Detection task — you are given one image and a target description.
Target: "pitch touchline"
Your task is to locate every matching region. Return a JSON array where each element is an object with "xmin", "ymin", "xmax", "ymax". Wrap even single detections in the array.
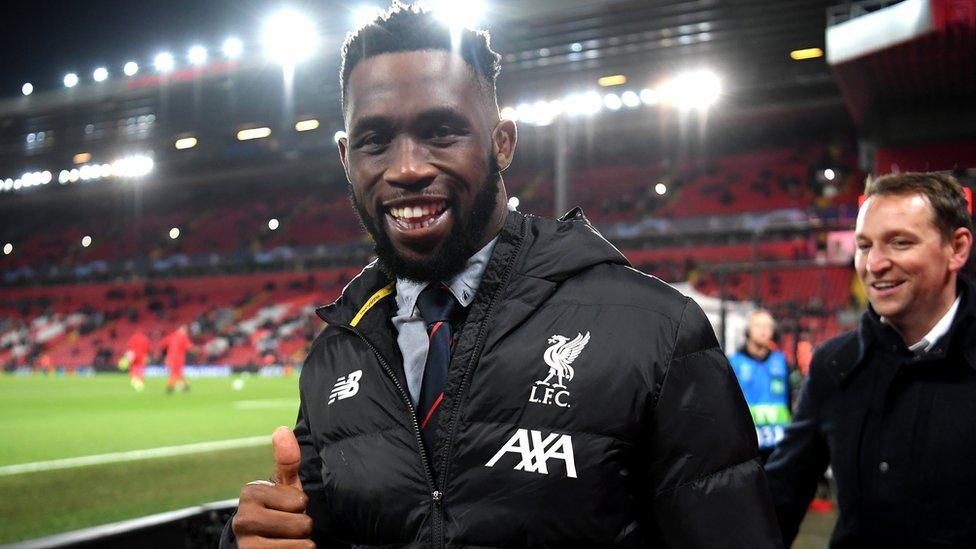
[{"xmin": 0, "ymin": 436, "xmax": 269, "ymax": 476}]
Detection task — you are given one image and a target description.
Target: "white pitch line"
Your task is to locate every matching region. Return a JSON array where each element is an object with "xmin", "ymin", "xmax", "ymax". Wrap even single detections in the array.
[{"xmin": 0, "ymin": 435, "xmax": 269, "ymax": 476}]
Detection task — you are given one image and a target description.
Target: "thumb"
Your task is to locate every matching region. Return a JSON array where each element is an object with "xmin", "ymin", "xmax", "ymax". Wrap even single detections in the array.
[{"xmin": 272, "ymin": 426, "xmax": 302, "ymax": 491}]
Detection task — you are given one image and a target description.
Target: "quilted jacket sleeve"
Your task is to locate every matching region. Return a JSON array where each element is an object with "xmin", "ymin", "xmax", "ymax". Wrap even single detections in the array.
[
  {"xmin": 764, "ymin": 349, "xmax": 831, "ymax": 546},
  {"xmin": 645, "ymin": 299, "xmax": 783, "ymax": 548}
]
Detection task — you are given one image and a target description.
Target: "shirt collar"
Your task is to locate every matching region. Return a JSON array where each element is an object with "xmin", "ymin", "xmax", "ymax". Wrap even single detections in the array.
[
  {"xmin": 395, "ymin": 236, "xmax": 498, "ymax": 316},
  {"xmin": 883, "ymin": 295, "xmax": 962, "ymax": 355}
]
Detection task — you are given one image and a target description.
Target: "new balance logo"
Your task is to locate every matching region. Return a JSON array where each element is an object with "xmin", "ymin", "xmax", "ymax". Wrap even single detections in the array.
[
  {"xmin": 485, "ymin": 428, "xmax": 577, "ymax": 478},
  {"xmin": 328, "ymin": 370, "xmax": 362, "ymax": 404}
]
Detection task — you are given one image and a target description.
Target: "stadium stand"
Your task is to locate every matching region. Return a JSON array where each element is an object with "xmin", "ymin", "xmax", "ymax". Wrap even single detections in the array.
[{"xmin": 0, "ymin": 268, "xmax": 357, "ymax": 371}]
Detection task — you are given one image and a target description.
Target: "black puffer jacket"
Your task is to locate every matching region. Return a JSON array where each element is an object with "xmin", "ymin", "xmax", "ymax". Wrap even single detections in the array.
[{"xmin": 277, "ymin": 209, "xmax": 779, "ymax": 547}]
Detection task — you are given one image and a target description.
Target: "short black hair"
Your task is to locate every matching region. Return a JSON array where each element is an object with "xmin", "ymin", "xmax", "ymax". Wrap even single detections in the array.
[{"xmin": 340, "ymin": 2, "xmax": 502, "ymax": 111}]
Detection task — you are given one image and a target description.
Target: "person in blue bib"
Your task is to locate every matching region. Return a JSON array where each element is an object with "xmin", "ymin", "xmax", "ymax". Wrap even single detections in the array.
[{"xmin": 729, "ymin": 308, "xmax": 791, "ymax": 462}]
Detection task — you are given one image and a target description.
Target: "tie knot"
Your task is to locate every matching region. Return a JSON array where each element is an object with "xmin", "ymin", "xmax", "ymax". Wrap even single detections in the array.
[{"xmin": 416, "ymin": 284, "xmax": 462, "ymax": 325}]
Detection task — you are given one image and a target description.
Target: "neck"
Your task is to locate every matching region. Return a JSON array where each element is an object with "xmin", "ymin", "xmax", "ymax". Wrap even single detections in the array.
[{"xmin": 891, "ymin": 289, "xmax": 958, "ymax": 346}]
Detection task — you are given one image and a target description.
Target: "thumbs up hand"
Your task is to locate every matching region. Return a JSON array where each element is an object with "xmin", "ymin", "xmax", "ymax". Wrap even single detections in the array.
[
  {"xmin": 232, "ymin": 426, "xmax": 315, "ymax": 548},
  {"xmin": 272, "ymin": 426, "xmax": 303, "ymax": 490}
]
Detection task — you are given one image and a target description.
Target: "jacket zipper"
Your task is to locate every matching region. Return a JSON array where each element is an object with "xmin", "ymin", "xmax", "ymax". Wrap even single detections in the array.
[
  {"xmin": 338, "ymin": 325, "xmax": 443, "ymax": 545},
  {"xmin": 438, "ymin": 218, "xmax": 526, "ymax": 498}
]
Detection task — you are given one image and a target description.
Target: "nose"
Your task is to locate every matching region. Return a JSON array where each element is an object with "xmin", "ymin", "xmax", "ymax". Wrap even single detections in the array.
[
  {"xmin": 384, "ymin": 137, "xmax": 436, "ymax": 188},
  {"xmin": 866, "ymin": 246, "xmax": 892, "ymax": 275}
]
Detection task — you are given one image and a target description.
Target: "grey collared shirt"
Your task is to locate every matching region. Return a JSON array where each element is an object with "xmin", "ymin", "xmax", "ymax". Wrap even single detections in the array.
[{"xmin": 392, "ymin": 237, "xmax": 498, "ymax": 407}]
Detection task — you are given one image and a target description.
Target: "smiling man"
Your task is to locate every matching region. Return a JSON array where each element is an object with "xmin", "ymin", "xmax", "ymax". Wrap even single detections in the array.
[
  {"xmin": 765, "ymin": 172, "xmax": 976, "ymax": 547},
  {"xmin": 224, "ymin": 4, "xmax": 779, "ymax": 547}
]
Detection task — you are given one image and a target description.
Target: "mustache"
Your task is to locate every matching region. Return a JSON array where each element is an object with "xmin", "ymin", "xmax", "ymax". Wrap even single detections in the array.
[{"xmin": 379, "ymin": 189, "xmax": 457, "ymax": 205}]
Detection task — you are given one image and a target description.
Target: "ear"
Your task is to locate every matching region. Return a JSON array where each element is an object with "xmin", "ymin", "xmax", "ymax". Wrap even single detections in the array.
[
  {"xmin": 492, "ymin": 118, "xmax": 518, "ymax": 172},
  {"xmin": 948, "ymin": 227, "xmax": 973, "ymax": 273},
  {"xmin": 337, "ymin": 133, "xmax": 349, "ymax": 171}
]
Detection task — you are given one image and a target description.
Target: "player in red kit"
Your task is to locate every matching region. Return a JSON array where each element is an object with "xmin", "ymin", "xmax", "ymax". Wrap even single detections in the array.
[
  {"xmin": 121, "ymin": 330, "xmax": 151, "ymax": 392},
  {"xmin": 162, "ymin": 325, "xmax": 194, "ymax": 394}
]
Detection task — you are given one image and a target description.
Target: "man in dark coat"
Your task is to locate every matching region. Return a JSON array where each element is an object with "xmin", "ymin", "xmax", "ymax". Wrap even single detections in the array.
[
  {"xmin": 765, "ymin": 172, "xmax": 976, "ymax": 547},
  {"xmin": 224, "ymin": 4, "xmax": 780, "ymax": 547}
]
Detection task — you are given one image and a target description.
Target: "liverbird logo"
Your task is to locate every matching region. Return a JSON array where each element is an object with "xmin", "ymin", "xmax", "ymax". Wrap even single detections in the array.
[{"xmin": 529, "ymin": 332, "xmax": 590, "ymax": 408}]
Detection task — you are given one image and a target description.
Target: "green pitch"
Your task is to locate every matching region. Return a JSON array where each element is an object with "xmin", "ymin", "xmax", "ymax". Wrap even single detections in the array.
[{"xmin": 0, "ymin": 374, "xmax": 301, "ymax": 544}]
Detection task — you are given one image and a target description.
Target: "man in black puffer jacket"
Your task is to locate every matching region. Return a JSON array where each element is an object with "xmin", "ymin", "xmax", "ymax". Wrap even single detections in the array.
[{"xmin": 223, "ymin": 4, "xmax": 780, "ymax": 547}]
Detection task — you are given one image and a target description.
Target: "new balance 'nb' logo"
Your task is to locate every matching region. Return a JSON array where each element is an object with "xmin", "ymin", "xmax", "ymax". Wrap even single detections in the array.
[
  {"xmin": 485, "ymin": 428, "xmax": 577, "ymax": 478},
  {"xmin": 328, "ymin": 370, "xmax": 362, "ymax": 404}
]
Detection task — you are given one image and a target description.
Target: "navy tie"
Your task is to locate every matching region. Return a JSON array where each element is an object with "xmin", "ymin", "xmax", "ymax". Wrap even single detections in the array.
[{"xmin": 416, "ymin": 284, "xmax": 462, "ymax": 454}]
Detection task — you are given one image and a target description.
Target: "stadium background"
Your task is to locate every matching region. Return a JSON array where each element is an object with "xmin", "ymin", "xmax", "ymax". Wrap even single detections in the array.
[{"xmin": 0, "ymin": 0, "xmax": 974, "ymax": 546}]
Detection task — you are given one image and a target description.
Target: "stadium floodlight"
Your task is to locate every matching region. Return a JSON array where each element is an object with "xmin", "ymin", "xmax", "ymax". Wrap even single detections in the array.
[
  {"xmin": 603, "ymin": 93, "xmax": 622, "ymax": 111},
  {"xmin": 73, "ymin": 152, "xmax": 92, "ymax": 164},
  {"xmin": 154, "ymin": 52, "xmax": 175, "ymax": 73},
  {"xmin": 175, "ymin": 137, "xmax": 198, "ymax": 150},
  {"xmin": 530, "ymin": 100, "xmax": 563, "ymax": 126},
  {"xmin": 93, "ymin": 67, "xmax": 109, "ymax": 82},
  {"xmin": 621, "ymin": 90, "xmax": 640, "ymax": 108},
  {"xmin": 63, "ymin": 73, "xmax": 79, "ymax": 88},
  {"xmin": 564, "ymin": 91, "xmax": 603, "ymax": 116},
  {"xmin": 12, "ymin": 179, "xmax": 22, "ymax": 190},
  {"xmin": 68, "ymin": 169, "xmax": 80, "ymax": 183},
  {"xmin": 112, "ymin": 155, "xmax": 154, "ymax": 178},
  {"xmin": 3, "ymin": 243, "xmax": 11, "ymax": 255},
  {"xmin": 169, "ymin": 227, "xmax": 180, "ymax": 240},
  {"xmin": 22, "ymin": 83, "xmax": 33, "ymax": 96},
  {"xmin": 333, "ymin": 130, "xmax": 346, "ymax": 143},
  {"xmin": 123, "ymin": 61, "xmax": 139, "ymax": 76},
  {"xmin": 353, "ymin": 5, "xmax": 384, "ymax": 28},
  {"xmin": 262, "ymin": 9, "xmax": 319, "ymax": 66},
  {"xmin": 824, "ymin": 168, "xmax": 836, "ymax": 181},
  {"xmin": 295, "ymin": 118, "xmax": 320, "ymax": 132},
  {"xmin": 423, "ymin": 0, "xmax": 485, "ymax": 30},
  {"xmin": 188, "ymin": 45, "xmax": 208, "ymax": 66},
  {"xmin": 82, "ymin": 236, "xmax": 92, "ymax": 248},
  {"xmin": 237, "ymin": 127, "xmax": 272, "ymax": 141},
  {"xmin": 268, "ymin": 218, "xmax": 280, "ymax": 230},
  {"xmin": 655, "ymin": 183, "xmax": 667, "ymax": 195},
  {"xmin": 58, "ymin": 170, "xmax": 70, "ymax": 184},
  {"xmin": 639, "ymin": 88, "xmax": 659, "ymax": 105},
  {"xmin": 222, "ymin": 37, "xmax": 244, "ymax": 59},
  {"xmin": 40, "ymin": 170, "xmax": 52, "ymax": 184},
  {"xmin": 662, "ymin": 70, "xmax": 721, "ymax": 110}
]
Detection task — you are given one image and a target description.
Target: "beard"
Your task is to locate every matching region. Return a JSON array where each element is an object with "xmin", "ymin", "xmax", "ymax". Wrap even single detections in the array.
[{"xmin": 350, "ymin": 155, "xmax": 503, "ymax": 283}]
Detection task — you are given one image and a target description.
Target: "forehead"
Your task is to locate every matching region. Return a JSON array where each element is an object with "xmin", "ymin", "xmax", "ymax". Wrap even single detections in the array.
[
  {"xmin": 856, "ymin": 193, "xmax": 937, "ymax": 235},
  {"xmin": 344, "ymin": 50, "xmax": 485, "ymax": 126},
  {"xmin": 750, "ymin": 312, "xmax": 773, "ymax": 325}
]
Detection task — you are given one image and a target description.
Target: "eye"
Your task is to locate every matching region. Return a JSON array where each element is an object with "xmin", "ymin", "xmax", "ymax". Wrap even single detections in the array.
[
  {"xmin": 891, "ymin": 238, "xmax": 912, "ymax": 249},
  {"xmin": 856, "ymin": 241, "xmax": 871, "ymax": 251},
  {"xmin": 355, "ymin": 132, "xmax": 390, "ymax": 152},
  {"xmin": 428, "ymin": 125, "xmax": 463, "ymax": 143}
]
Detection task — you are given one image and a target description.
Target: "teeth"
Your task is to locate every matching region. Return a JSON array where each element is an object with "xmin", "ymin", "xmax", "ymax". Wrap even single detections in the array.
[{"xmin": 388, "ymin": 202, "xmax": 446, "ymax": 223}]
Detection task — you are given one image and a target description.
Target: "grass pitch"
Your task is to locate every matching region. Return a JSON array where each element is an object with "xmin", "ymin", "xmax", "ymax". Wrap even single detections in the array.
[{"xmin": 0, "ymin": 373, "xmax": 300, "ymax": 543}]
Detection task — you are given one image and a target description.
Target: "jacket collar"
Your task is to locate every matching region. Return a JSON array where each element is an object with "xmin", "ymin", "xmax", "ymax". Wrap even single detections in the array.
[{"xmin": 829, "ymin": 277, "xmax": 976, "ymax": 384}]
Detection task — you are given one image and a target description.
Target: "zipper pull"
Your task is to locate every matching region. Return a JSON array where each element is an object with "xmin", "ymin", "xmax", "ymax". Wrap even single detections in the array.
[{"xmin": 432, "ymin": 490, "xmax": 443, "ymax": 502}]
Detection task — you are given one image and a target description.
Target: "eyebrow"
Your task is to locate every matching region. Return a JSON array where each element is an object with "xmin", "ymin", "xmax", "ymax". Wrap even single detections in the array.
[{"xmin": 349, "ymin": 107, "xmax": 472, "ymax": 138}]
